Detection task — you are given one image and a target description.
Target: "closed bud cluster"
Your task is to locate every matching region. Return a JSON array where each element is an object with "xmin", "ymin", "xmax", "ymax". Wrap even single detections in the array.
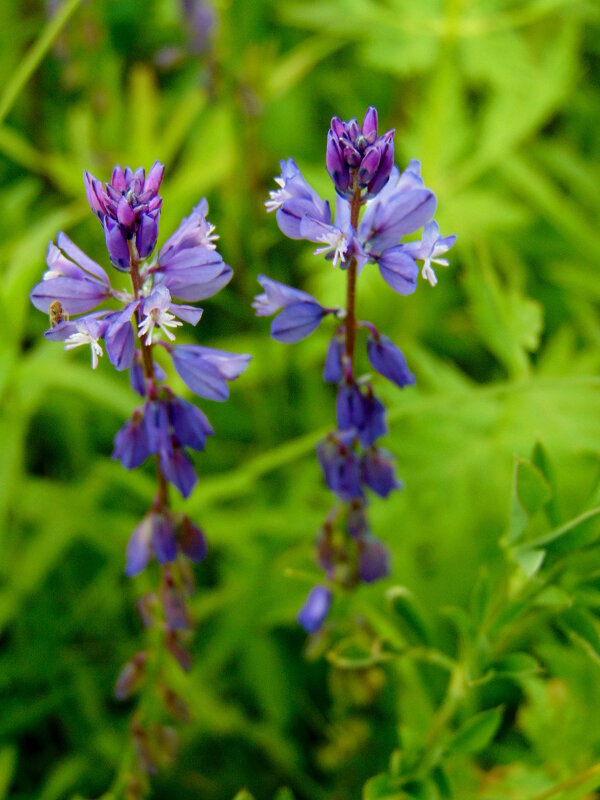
[{"xmin": 257, "ymin": 106, "xmax": 456, "ymax": 632}]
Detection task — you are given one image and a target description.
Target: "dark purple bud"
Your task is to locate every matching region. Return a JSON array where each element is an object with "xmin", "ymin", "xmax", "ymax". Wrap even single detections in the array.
[
  {"xmin": 160, "ymin": 571, "xmax": 190, "ymax": 630},
  {"xmin": 159, "ymin": 448, "xmax": 198, "ymax": 498},
  {"xmin": 361, "ymin": 448, "xmax": 402, "ymax": 498},
  {"xmin": 378, "ymin": 248, "xmax": 419, "ymax": 295},
  {"xmin": 343, "ymin": 145, "xmax": 361, "ymax": 167},
  {"xmin": 138, "ymin": 592, "xmax": 159, "ymax": 627},
  {"xmin": 359, "ymin": 391, "xmax": 387, "ymax": 446},
  {"xmin": 117, "ymin": 195, "xmax": 136, "ymax": 232},
  {"xmin": 104, "ymin": 218, "xmax": 131, "ymax": 271},
  {"xmin": 144, "ymin": 160, "xmax": 165, "ymax": 195},
  {"xmin": 113, "ymin": 413, "xmax": 151, "ymax": 469},
  {"xmin": 179, "ymin": 517, "xmax": 208, "ymax": 562},
  {"xmin": 114, "ymin": 651, "xmax": 148, "ymax": 699},
  {"xmin": 168, "ymin": 396, "xmax": 214, "ymax": 451},
  {"xmin": 323, "ymin": 331, "xmax": 345, "ymax": 383},
  {"xmin": 297, "ymin": 585, "xmax": 332, "ymax": 633},
  {"xmin": 84, "ymin": 171, "xmax": 108, "ymax": 218},
  {"xmin": 365, "ymin": 130, "xmax": 395, "ymax": 197},
  {"xmin": 136, "ymin": 212, "xmax": 159, "ymax": 259},
  {"xmin": 336, "ymin": 382, "xmax": 367, "ymax": 432},
  {"xmin": 144, "ymin": 400, "xmax": 172, "ymax": 456},
  {"xmin": 348, "ymin": 501, "xmax": 369, "ymax": 539},
  {"xmin": 358, "ymin": 145, "xmax": 382, "ymax": 186},
  {"xmin": 317, "ymin": 436, "xmax": 363, "ymax": 502},
  {"xmin": 367, "ymin": 334, "xmax": 415, "ymax": 388},
  {"xmin": 361, "ymin": 106, "xmax": 378, "ymax": 143},
  {"xmin": 125, "ymin": 516, "xmax": 154, "ymax": 576},
  {"xmin": 165, "ymin": 630, "xmax": 193, "ymax": 671},
  {"xmin": 359, "ymin": 539, "xmax": 390, "ymax": 583},
  {"xmin": 151, "ymin": 513, "xmax": 177, "ymax": 564}
]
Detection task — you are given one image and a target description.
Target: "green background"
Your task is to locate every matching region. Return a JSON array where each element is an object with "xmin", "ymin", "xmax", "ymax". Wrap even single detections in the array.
[{"xmin": 1, "ymin": 0, "xmax": 600, "ymax": 798}]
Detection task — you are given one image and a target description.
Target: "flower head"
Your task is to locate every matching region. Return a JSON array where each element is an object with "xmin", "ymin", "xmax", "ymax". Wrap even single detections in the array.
[{"xmin": 326, "ymin": 107, "xmax": 395, "ymax": 198}]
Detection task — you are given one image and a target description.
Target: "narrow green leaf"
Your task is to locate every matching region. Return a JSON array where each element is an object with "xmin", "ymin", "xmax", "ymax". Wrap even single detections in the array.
[
  {"xmin": 448, "ymin": 707, "xmax": 503, "ymax": 755},
  {"xmin": 386, "ymin": 587, "xmax": 432, "ymax": 645},
  {"xmin": 560, "ymin": 608, "xmax": 600, "ymax": 665},
  {"xmin": 515, "ymin": 457, "xmax": 552, "ymax": 517}
]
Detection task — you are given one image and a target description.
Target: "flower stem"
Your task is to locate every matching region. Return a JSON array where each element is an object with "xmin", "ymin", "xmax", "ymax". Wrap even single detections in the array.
[
  {"xmin": 344, "ymin": 180, "xmax": 363, "ymax": 367},
  {"xmin": 128, "ymin": 240, "xmax": 169, "ymax": 511}
]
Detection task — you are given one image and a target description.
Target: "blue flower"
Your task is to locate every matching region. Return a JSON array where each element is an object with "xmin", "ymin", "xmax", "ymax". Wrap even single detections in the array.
[
  {"xmin": 402, "ymin": 220, "xmax": 457, "ymax": 287},
  {"xmin": 358, "ymin": 538, "xmax": 390, "ymax": 583},
  {"xmin": 361, "ymin": 448, "xmax": 402, "ymax": 498},
  {"xmin": 367, "ymin": 333, "xmax": 415, "ymax": 388},
  {"xmin": 297, "ymin": 585, "xmax": 332, "ymax": 633},
  {"xmin": 253, "ymin": 274, "xmax": 331, "ymax": 343},
  {"xmin": 171, "ymin": 345, "xmax": 251, "ymax": 401},
  {"xmin": 265, "ymin": 158, "xmax": 331, "ymax": 239}
]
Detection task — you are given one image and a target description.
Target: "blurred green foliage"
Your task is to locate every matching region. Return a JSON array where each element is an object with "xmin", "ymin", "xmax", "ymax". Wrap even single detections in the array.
[{"xmin": 1, "ymin": 0, "xmax": 600, "ymax": 798}]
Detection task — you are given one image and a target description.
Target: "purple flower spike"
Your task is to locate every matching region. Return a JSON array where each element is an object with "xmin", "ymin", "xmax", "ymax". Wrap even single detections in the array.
[
  {"xmin": 326, "ymin": 108, "xmax": 395, "ymax": 199},
  {"xmin": 361, "ymin": 448, "xmax": 402, "ymax": 498},
  {"xmin": 297, "ymin": 585, "xmax": 332, "ymax": 633},
  {"xmin": 367, "ymin": 334, "xmax": 416, "ymax": 388},
  {"xmin": 171, "ymin": 345, "xmax": 251, "ymax": 402},
  {"xmin": 125, "ymin": 516, "xmax": 154, "ymax": 577},
  {"xmin": 359, "ymin": 538, "xmax": 390, "ymax": 583}
]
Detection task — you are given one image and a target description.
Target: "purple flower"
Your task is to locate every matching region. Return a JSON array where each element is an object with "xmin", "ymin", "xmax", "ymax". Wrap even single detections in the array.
[
  {"xmin": 336, "ymin": 383, "xmax": 387, "ymax": 446},
  {"xmin": 113, "ymin": 411, "xmax": 152, "ymax": 469},
  {"xmin": 84, "ymin": 162, "xmax": 164, "ymax": 246},
  {"xmin": 297, "ymin": 585, "xmax": 332, "ymax": 633},
  {"xmin": 299, "ymin": 212, "xmax": 368, "ymax": 272},
  {"xmin": 125, "ymin": 516, "xmax": 154, "ymax": 576},
  {"xmin": 324, "ymin": 330, "xmax": 345, "ymax": 383},
  {"xmin": 153, "ymin": 200, "xmax": 233, "ymax": 302},
  {"xmin": 253, "ymin": 275, "xmax": 331, "ymax": 343},
  {"xmin": 104, "ymin": 302, "xmax": 139, "ymax": 371},
  {"xmin": 152, "ymin": 513, "xmax": 178, "ymax": 564},
  {"xmin": 171, "ymin": 345, "xmax": 251, "ymax": 401},
  {"xmin": 30, "ymin": 234, "xmax": 112, "ymax": 315},
  {"xmin": 377, "ymin": 247, "xmax": 419, "ymax": 295},
  {"xmin": 265, "ymin": 158, "xmax": 331, "ymax": 239},
  {"xmin": 144, "ymin": 399, "xmax": 173, "ymax": 457},
  {"xmin": 402, "ymin": 220, "xmax": 457, "ymax": 287},
  {"xmin": 361, "ymin": 185, "xmax": 437, "ymax": 257},
  {"xmin": 167, "ymin": 395, "xmax": 214, "ymax": 451},
  {"xmin": 367, "ymin": 334, "xmax": 415, "ymax": 388},
  {"xmin": 358, "ymin": 538, "xmax": 390, "ymax": 583},
  {"xmin": 45, "ymin": 314, "xmax": 109, "ymax": 369},
  {"xmin": 361, "ymin": 448, "xmax": 402, "ymax": 498},
  {"xmin": 327, "ymin": 107, "xmax": 395, "ymax": 198},
  {"xmin": 179, "ymin": 517, "xmax": 208, "ymax": 562},
  {"xmin": 159, "ymin": 447, "xmax": 198, "ymax": 499},
  {"xmin": 317, "ymin": 434, "xmax": 363, "ymax": 501}
]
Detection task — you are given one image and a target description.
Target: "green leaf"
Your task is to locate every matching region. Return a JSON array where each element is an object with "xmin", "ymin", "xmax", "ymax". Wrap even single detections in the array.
[
  {"xmin": 490, "ymin": 653, "xmax": 541, "ymax": 678},
  {"xmin": 514, "ymin": 548, "xmax": 546, "ymax": 579},
  {"xmin": 232, "ymin": 792, "xmax": 255, "ymax": 800},
  {"xmin": 0, "ymin": 747, "xmax": 16, "ymax": 800},
  {"xmin": 560, "ymin": 608, "xmax": 600, "ymax": 665},
  {"xmin": 363, "ymin": 773, "xmax": 407, "ymax": 800},
  {"xmin": 386, "ymin": 587, "xmax": 432, "ymax": 645},
  {"xmin": 515, "ymin": 457, "xmax": 552, "ymax": 517},
  {"xmin": 522, "ymin": 506, "xmax": 600, "ymax": 555},
  {"xmin": 448, "ymin": 707, "xmax": 503, "ymax": 755}
]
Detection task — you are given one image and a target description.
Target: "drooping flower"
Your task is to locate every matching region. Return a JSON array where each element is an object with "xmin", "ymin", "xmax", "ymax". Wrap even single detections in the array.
[
  {"xmin": 170, "ymin": 345, "xmax": 251, "ymax": 401},
  {"xmin": 253, "ymin": 274, "xmax": 332, "ymax": 343},
  {"xmin": 265, "ymin": 157, "xmax": 331, "ymax": 239}
]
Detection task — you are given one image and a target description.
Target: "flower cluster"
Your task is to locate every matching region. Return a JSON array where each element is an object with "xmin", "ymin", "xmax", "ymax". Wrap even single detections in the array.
[
  {"xmin": 257, "ymin": 107, "xmax": 456, "ymax": 634},
  {"xmin": 30, "ymin": 162, "xmax": 250, "ymax": 792}
]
